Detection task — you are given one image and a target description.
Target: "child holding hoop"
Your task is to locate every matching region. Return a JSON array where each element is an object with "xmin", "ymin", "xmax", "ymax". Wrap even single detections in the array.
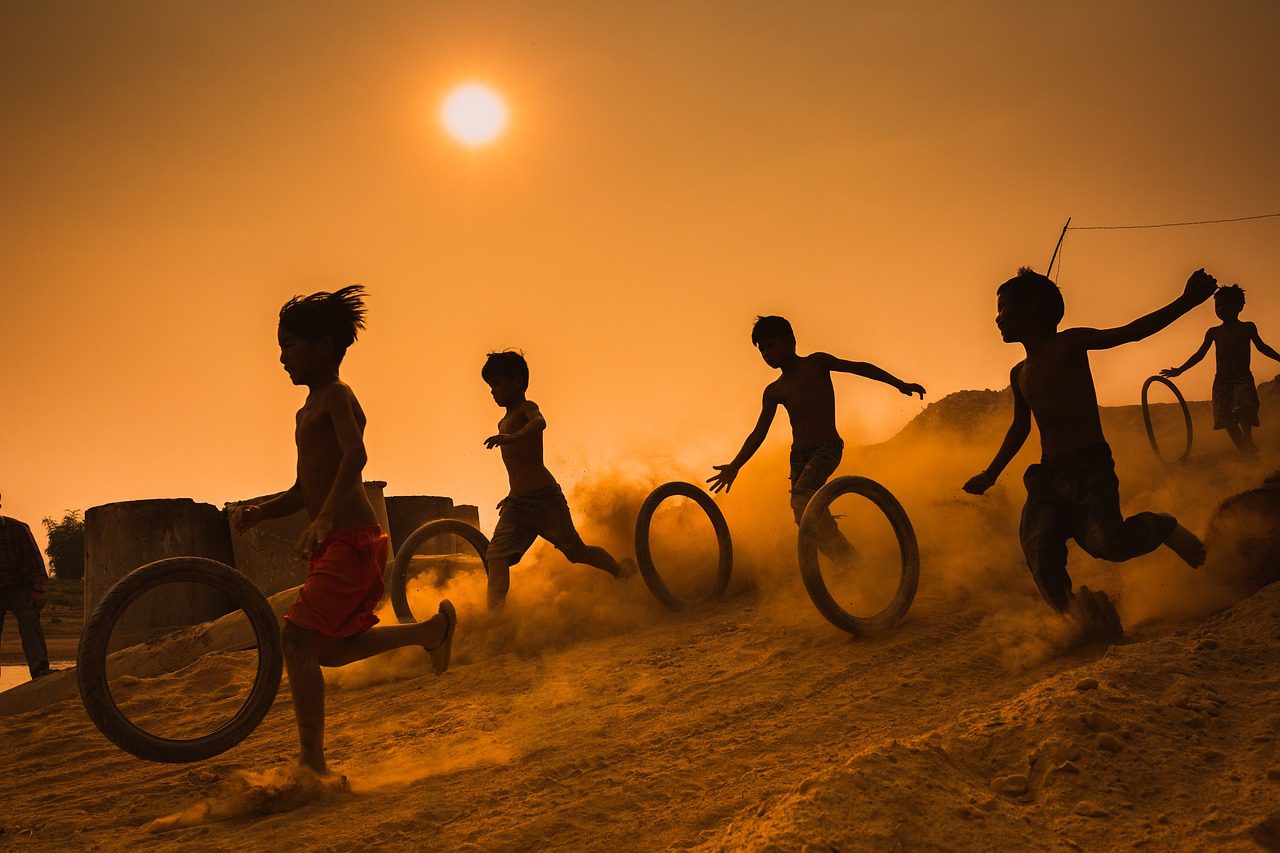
[
  {"xmin": 963, "ymin": 268, "xmax": 1216, "ymax": 637},
  {"xmin": 235, "ymin": 286, "xmax": 455, "ymax": 782},
  {"xmin": 708, "ymin": 316, "xmax": 925, "ymax": 557},
  {"xmin": 1162, "ymin": 284, "xmax": 1280, "ymax": 455}
]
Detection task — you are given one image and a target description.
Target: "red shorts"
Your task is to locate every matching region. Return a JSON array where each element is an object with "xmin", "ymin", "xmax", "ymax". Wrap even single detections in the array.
[{"xmin": 285, "ymin": 525, "xmax": 388, "ymax": 638}]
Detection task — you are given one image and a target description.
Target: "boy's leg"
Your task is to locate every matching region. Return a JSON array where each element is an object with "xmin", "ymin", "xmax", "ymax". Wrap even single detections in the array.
[
  {"xmin": 485, "ymin": 556, "xmax": 513, "ymax": 609},
  {"xmin": 1020, "ymin": 466, "xmax": 1074, "ymax": 613},
  {"xmin": 282, "ymin": 621, "xmax": 329, "ymax": 775},
  {"xmin": 1225, "ymin": 423, "xmax": 1249, "ymax": 452},
  {"xmin": 1072, "ymin": 459, "xmax": 1202, "ymax": 567},
  {"xmin": 1239, "ymin": 423, "xmax": 1258, "ymax": 454},
  {"xmin": 790, "ymin": 444, "xmax": 856, "ymax": 562},
  {"xmin": 543, "ymin": 493, "xmax": 630, "ymax": 579},
  {"xmin": 314, "ymin": 613, "xmax": 450, "ymax": 668},
  {"xmin": 485, "ymin": 503, "xmax": 536, "ymax": 609}
]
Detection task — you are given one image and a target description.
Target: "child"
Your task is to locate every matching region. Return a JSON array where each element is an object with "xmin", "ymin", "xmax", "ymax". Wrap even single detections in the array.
[
  {"xmin": 1162, "ymin": 283, "xmax": 1280, "ymax": 454},
  {"xmin": 963, "ymin": 268, "xmax": 1216, "ymax": 634},
  {"xmin": 235, "ymin": 285, "xmax": 455, "ymax": 781},
  {"xmin": 708, "ymin": 316, "xmax": 925, "ymax": 557},
  {"xmin": 481, "ymin": 351, "xmax": 632, "ymax": 609}
]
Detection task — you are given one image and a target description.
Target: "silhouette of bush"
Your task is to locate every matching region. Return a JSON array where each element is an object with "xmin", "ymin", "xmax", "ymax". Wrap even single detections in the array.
[{"xmin": 42, "ymin": 510, "xmax": 85, "ymax": 580}]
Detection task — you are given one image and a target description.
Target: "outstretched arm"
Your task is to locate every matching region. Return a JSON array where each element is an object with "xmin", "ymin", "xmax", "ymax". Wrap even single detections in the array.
[
  {"xmin": 821, "ymin": 354, "xmax": 926, "ymax": 398},
  {"xmin": 1253, "ymin": 324, "xmax": 1280, "ymax": 363},
  {"xmin": 707, "ymin": 391, "xmax": 779, "ymax": 493},
  {"xmin": 1070, "ymin": 268, "xmax": 1217, "ymax": 351},
  {"xmin": 485, "ymin": 402, "xmax": 547, "ymax": 448},
  {"xmin": 963, "ymin": 364, "xmax": 1031, "ymax": 495},
  {"xmin": 1162, "ymin": 330, "xmax": 1213, "ymax": 377}
]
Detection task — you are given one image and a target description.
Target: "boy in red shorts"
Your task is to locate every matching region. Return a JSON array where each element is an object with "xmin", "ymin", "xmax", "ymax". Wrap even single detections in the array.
[{"xmin": 236, "ymin": 285, "xmax": 455, "ymax": 781}]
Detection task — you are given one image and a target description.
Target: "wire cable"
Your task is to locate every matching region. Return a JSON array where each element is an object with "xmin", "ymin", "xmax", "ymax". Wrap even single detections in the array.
[{"xmin": 1067, "ymin": 211, "xmax": 1280, "ymax": 231}]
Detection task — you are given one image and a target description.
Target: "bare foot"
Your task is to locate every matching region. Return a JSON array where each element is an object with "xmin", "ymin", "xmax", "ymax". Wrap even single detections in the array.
[
  {"xmin": 1164, "ymin": 523, "xmax": 1206, "ymax": 568},
  {"xmin": 429, "ymin": 599, "xmax": 456, "ymax": 675},
  {"xmin": 1067, "ymin": 586, "xmax": 1124, "ymax": 645}
]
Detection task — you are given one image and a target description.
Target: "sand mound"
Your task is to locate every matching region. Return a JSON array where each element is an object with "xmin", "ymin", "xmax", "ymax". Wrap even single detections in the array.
[
  {"xmin": 1204, "ymin": 469, "xmax": 1280, "ymax": 598},
  {"xmin": 702, "ymin": 582, "xmax": 1280, "ymax": 851}
]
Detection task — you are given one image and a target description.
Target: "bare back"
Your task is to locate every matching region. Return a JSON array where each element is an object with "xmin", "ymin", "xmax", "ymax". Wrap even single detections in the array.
[
  {"xmin": 768, "ymin": 354, "xmax": 841, "ymax": 447},
  {"xmin": 498, "ymin": 401, "xmax": 557, "ymax": 495},
  {"xmin": 1212, "ymin": 321, "xmax": 1255, "ymax": 377},
  {"xmin": 295, "ymin": 382, "xmax": 377, "ymax": 528},
  {"xmin": 1016, "ymin": 331, "xmax": 1107, "ymax": 460}
]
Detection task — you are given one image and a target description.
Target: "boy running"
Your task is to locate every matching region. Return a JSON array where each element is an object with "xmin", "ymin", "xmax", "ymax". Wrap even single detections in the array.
[
  {"xmin": 708, "ymin": 316, "xmax": 926, "ymax": 556},
  {"xmin": 963, "ymin": 268, "xmax": 1215, "ymax": 632},
  {"xmin": 1162, "ymin": 283, "xmax": 1280, "ymax": 454},
  {"xmin": 481, "ymin": 351, "xmax": 631, "ymax": 609},
  {"xmin": 235, "ymin": 285, "xmax": 455, "ymax": 780}
]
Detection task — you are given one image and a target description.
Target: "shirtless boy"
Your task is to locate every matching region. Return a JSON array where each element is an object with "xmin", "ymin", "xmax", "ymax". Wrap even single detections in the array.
[
  {"xmin": 481, "ymin": 351, "xmax": 631, "ymax": 609},
  {"xmin": 1162, "ymin": 283, "xmax": 1280, "ymax": 454},
  {"xmin": 235, "ymin": 286, "xmax": 455, "ymax": 780},
  {"xmin": 963, "ymin": 268, "xmax": 1216, "ymax": 630},
  {"xmin": 708, "ymin": 316, "xmax": 925, "ymax": 557}
]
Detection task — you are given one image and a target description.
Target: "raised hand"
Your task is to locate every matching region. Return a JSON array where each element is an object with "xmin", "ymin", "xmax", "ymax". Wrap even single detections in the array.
[
  {"xmin": 1183, "ymin": 268, "xmax": 1218, "ymax": 305},
  {"xmin": 900, "ymin": 382, "xmax": 927, "ymax": 399},
  {"xmin": 1159, "ymin": 367, "xmax": 1183, "ymax": 378},
  {"xmin": 706, "ymin": 464, "xmax": 739, "ymax": 494}
]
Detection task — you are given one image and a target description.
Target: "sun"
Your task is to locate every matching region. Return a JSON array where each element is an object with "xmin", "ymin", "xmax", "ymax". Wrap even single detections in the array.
[{"xmin": 440, "ymin": 83, "xmax": 508, "ymax": 147}]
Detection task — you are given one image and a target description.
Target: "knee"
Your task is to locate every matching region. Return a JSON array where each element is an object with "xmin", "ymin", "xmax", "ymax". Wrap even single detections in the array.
[{"xmin": 282, "ymin": 622, "xmax": 314, "ymax": 660}]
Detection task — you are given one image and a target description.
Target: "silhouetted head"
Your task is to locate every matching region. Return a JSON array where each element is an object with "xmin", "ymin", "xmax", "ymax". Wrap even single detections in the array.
[
  {"xmin": 277, "ymin": 285, "xmax": 367, "ymax": 384},
  {"xmin": 1214, "ymin": 284, "xmax": 1245, "ymax": 320},
  {"xmin": 751, "ymin": 315, "xmax": 797, "ymax": 368},
  {"xmin": 482, "ymin": 350, "xmax": 529, "ymax": 406},
  {"xmin": 995, "ymin": 268, "xmax": 1064, "ymax": 343}
]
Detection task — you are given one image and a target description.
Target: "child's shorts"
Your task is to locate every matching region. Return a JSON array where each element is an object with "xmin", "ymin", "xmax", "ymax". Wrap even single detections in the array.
[
  {"xmin": 487, "ymin": 485, "xmax": 586, "ymax": 564},
  {"xmin": 285, "ymin": 525, "xmax": 388, "ymax": 638},
  {"xmin": 789, "ymin": 440, "xmax": 844, "ymax": 496},
  {"xmin": 1213, "ymin": 372, "xmax": 1260, "ymax": 429}
]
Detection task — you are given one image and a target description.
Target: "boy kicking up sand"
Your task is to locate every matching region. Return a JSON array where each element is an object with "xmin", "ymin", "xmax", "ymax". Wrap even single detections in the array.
[
  {"xmin": 235, "ymin": 285, "xmax": 455, "ymax": 781},
  {"xmin": 1162, "ymin": 283, "xmax": 1280, "ymax": 455},
  {"xmin": 481, "ymin": 351, "xmax": 632, "ymax": 609},
  {"xmin": 964, "ymin": 268, "xmax": 1216, "ymax": 639},
  {"xmin": 708, "ymin": 315, "xmax": 925, "ymax": 557}
]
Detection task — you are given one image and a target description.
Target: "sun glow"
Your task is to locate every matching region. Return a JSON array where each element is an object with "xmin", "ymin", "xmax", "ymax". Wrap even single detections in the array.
[{"xmin": 441, "ymin": 83, "xmax": 508, "ymax": 147}]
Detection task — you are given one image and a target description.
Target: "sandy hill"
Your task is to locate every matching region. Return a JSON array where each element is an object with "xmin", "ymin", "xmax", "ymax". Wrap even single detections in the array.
[{"xmin": 1, "ymin": 380, "xmax": 1278, "ymax": 850}]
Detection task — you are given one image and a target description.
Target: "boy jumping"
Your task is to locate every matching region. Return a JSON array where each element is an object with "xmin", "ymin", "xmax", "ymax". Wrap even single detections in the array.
[
  {"xmin": 963, "ymin": 268, "xmax": 1215, "ymax": 631},
  {"xmin": 235, "ymin": 285, "xmax": 455, "ymax": 780},
  {"xmin": 708, "ymin": 316, "xmax": 926, "ymax": 556},
  {"xmin": 481, "ymin": 351, "xmax": 632, "ymax": 609},
  {"xmin": 1162, "ymin": 283, "xmax": 1280, "ymax": 455}
]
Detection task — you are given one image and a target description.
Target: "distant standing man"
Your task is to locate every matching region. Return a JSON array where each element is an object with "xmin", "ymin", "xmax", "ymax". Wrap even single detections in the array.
[{"xmin": 0, "ymin": 492, "xmax": 52, "ymax": 679}]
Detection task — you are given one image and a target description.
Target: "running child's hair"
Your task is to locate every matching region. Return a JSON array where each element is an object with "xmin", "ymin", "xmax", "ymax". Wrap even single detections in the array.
[
  {"xmin": 996, "ymin": 267, "xmax": 1065, "ymax": 327},
  {"xmin": 482, "ymin": 350, "xmax": 530, "ymax": 389},
  {"xmin": 751, "ymin": 315, "xmax": 795, "ymax": 347},
  {"xmin": 1214, "ymin": 284, "xmax": 1245, "ymax": 312},
  {"xmin": 278, "ymin": 285, "xmax": 368, "ymax": 363}
]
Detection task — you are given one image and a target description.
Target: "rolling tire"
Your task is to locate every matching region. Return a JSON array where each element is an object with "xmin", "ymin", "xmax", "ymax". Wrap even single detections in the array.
[
  {"xmin": 1141, "ymin": 375, "xmax": 1193, "ymax": 463},
  {"xmin": 76, "ymin": 557, "xmax": 282, "ymax": 764},
  {"xmin": 634, "ymin": 482, "xmax": 732, "ymax": 611},
  {"xmin": 798, "ymin": 476, "xmax": 919, "ymax": 637},
  {"xmin": 389, "ymin": 519, "xmax": 490, "ymax": 624}
]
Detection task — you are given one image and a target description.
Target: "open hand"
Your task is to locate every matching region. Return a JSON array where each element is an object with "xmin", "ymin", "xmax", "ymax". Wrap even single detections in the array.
[
  {"xmin": 295, "ymin": 516, "xmax": 333, "ymax": 559},
  {"xmin": 1183, "ymin": 268, "xmax": 1218, "ymax": 305},
  {"xmin": 900, "ymin": 382, "xmax": 926, "ymax": 399},
  {"xmin": 1159, "ymin": 367, "xmax": 1183, "ymax": 378},
  {"xmin": 706, "ymin": 464, "xmax": 739, "ymax": 494},
  {"xmin": 962, "ymin": 471, "xmax": 995, "ymax": 495},
  {"xmin": 484, "ymin": 433, "xmax": 512, "ymax": 449}
]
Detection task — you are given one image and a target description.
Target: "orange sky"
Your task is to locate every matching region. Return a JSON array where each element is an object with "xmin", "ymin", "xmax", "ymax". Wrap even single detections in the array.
[{"xmin": 3, "ymin": 2, "xmax": 1278, "ymax": 556}]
